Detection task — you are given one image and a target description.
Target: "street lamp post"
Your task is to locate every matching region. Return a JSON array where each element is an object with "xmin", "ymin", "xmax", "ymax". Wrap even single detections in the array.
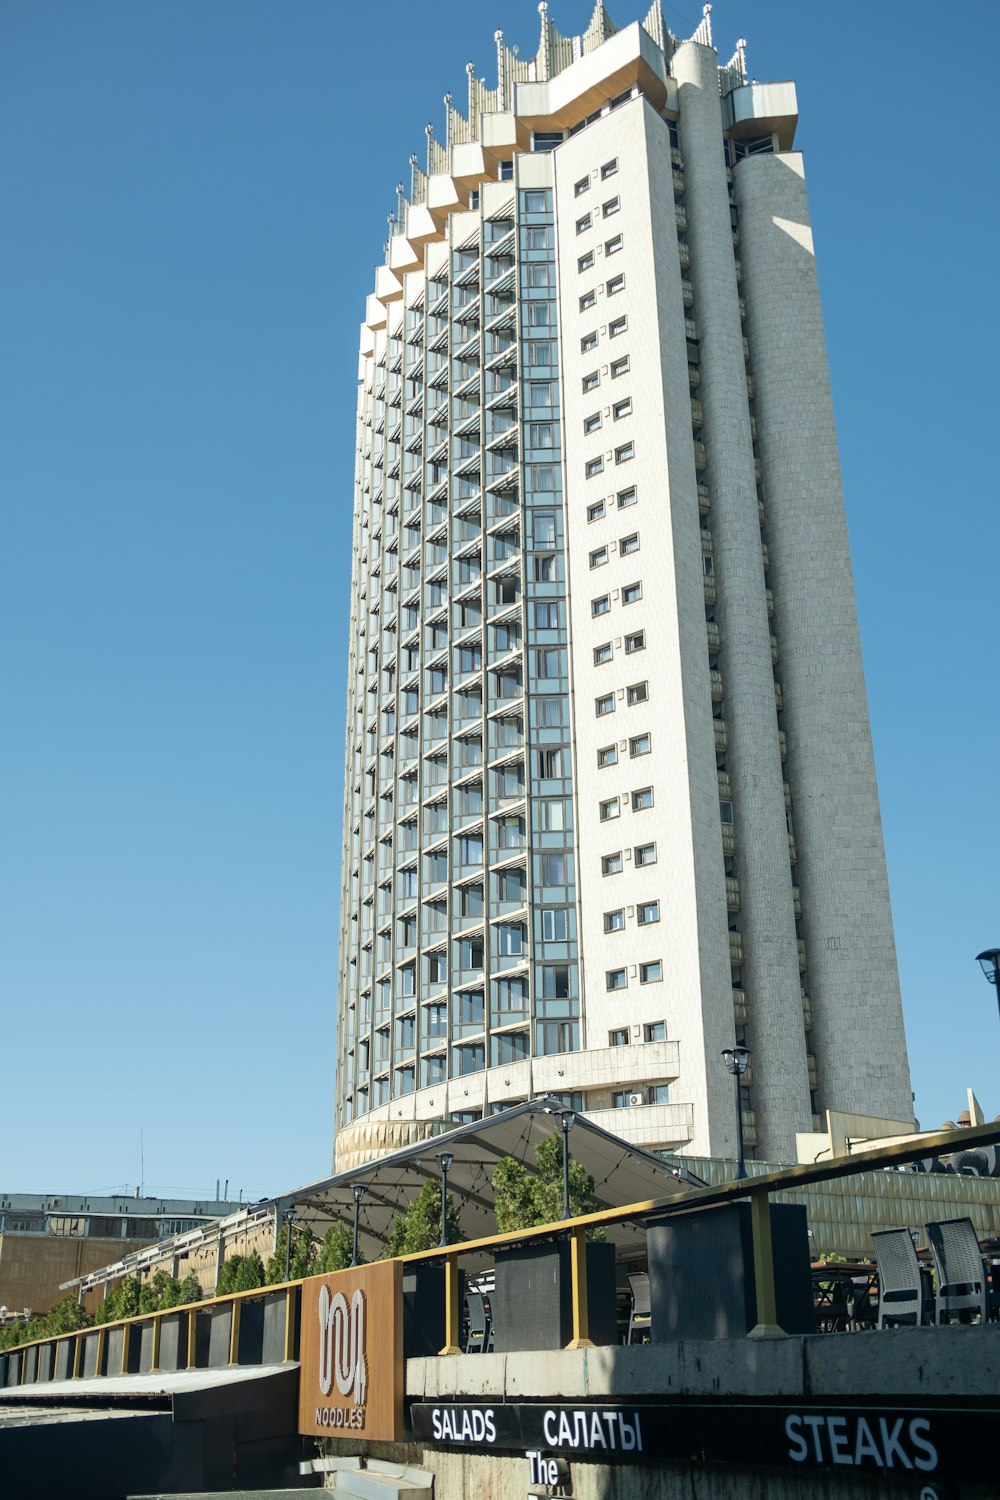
[
  {"xmin": 558, "ymin": 1110, "xmax": 577, "ymax": 1219},
  {"xmin": 721, "ymin": 1046, "xmax": 752, "ymax": 1181},
  {"xmin": 350, "ymin": 1183, "xmax": 366, "ymax": 1267},
  {"xmin": 976, "ymin": 949, "xmax": 1000, "ymax": 1025},
  {"xmin": 436, "ymin": 1152, "xmax": 454, "ymax": 1248},
  {"xmin": 282, "ymin": 1207, "xmax": 296, "ymax": 1282}
]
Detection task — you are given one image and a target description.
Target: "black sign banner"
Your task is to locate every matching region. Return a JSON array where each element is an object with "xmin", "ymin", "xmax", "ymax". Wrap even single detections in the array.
[{"xmin": 410, "ymin": 1400, "xmax": 996, "ymax": 1484}]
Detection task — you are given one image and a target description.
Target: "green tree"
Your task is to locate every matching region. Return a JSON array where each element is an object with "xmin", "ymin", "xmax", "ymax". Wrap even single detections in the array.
[
  {"xmin": 217, "ymin": 1251, "xmax": 266, "ymax": 1295},
  {"xmin": 44, "ymin": 1295, "xmax": 93, "ymax": 1335},
  {"xmin": 94, "ymin": 1274, "xmax": 143, "ymax": 1324},
  {"xmin": 492, "ymin": 1132, "xmax": 601, "ymax": 1235},
  {"xmin": 175, "ymin": 1271, "xmax": 204, "ymax": 1306},
  {"xmin": 265, "ymin": 1224, "xmax": 317, "ymax": 1284},
  {"xmin": 384, "ymin": 1180, "xmax": 462, "ymax": 1257},
  {"xmin": 316, "ymin": 1220, "xmax": 356, "ymax": 1273}
]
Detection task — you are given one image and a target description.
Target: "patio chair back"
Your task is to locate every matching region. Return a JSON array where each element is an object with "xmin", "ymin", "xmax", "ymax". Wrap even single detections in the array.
[
  {"xmin": 627, "ymin": 1271, "xmax": 651, "ymax": 1344},
  {"xmin": 871, "ymin": 1228, "xmax": 931, "ymax": 1327},
  {"xmin": 465, "ymin": 1288, "xmax": 492, "ymax": 1353},
  {"xmin": 926, "ymin": 1217, "xmax": 987, "ymax": 1324}
]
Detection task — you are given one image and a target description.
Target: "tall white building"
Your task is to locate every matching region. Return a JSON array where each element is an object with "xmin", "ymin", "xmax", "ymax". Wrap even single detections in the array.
[{"xmin": 334, "ymin": 3, "xmax": 913, "ymax": 1171}]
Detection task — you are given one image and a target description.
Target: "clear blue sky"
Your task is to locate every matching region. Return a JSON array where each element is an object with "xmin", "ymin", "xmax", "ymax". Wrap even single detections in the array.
[{"xmin": 1, "ymin": 1, "xmax": 997, "ymax": 1199}]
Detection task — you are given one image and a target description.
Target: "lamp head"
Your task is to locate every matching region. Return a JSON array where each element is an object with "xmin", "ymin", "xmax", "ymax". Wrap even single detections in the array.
[
  {"xmin": 721, "ymin": 1045, "xmax": 751, "ymax": 1076},
  {"xmin": 976, "ymin": 949, "xmax": 1000, "ymax": 984},
  {"xmin": 560, "ymin": 1110, "xmax": 576, "ymax": 1132},
  {"xmin": 437, "ymin": 1151, "xmax": 454, "ymax": 1173},
  {"xmin": 351, "ymin": 1183, "xmax": 366, "ymax": 1204}
]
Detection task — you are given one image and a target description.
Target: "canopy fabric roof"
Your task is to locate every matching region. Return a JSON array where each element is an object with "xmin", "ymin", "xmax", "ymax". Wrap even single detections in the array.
[{"xmin": 275, "ymin": 1098, "xmax": 698, "ymax": 1262}]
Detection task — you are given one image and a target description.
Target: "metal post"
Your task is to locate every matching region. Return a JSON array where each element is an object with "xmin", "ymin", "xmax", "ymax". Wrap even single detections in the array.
[
  {"xmin": 283, "ymin": 1207, "xmax": 296, "ymax": 1283},
  {"xmin": 565, "ymin": 1226, "xmax": 594, "ymax": 1350},
  {"xmin": 351, "ymin": 1183, "xmax": 365, "ymax": 1267},
  {"xmin": 228, "ymin": 1298, "xmax": 242, "ymax": 1366},
  {"xmin": 436, "ymin": 1153, "xmax": 454, "ymax": 1248},
  {"xmin": 747, "ymin": 1189, "xmax": 786, "ymax": 1338},
  {"xmin": 439, "ymin": 1256, "xmax": 462, "ymax": 1356},
  {"xmin": 734, "ymin": 1065, "xmax": 747, "ymax": 1180}
]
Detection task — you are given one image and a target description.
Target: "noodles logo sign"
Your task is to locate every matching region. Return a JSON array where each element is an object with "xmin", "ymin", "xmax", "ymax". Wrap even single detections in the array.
[
  {"xmin": 298, "ymin": 1260, "xmax": 403, "ymax": 1442},
  {"xmin": 317, "ymin": 1284, "xmax": 367, "ymax": 1421}
]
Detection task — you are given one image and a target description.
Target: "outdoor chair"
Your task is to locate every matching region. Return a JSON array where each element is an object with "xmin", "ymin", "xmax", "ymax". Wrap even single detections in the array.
[
  {"xmin": 849, "ymin": 1275, "xmax": 877, "ymax": 1329},
  {"xmin": 464, "ymin": 1288, "xmax": 493, "ymax": 1353},
  {"xmin": 926, "ymin": 1218, "xmax": 988, "ymax": 1324},
  {"xmin": 626, "ymin": 1271, "xmax": 651, "ymax": 1344},
  {"xmin": 870, "ymin": 1228, "xmax": 933, "ymax": 1328}
]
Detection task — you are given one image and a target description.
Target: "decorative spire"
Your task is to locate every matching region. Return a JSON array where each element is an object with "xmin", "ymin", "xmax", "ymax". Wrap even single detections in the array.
[{"xmin": 690, "ymin": 3, "xmax": 713, "ymax": 48}]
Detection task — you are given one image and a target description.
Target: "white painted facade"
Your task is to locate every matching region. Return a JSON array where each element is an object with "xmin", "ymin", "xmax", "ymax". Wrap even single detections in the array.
[{"xmin": 333, "ymin": 4, "xmax": 913, "ymax": 1171}]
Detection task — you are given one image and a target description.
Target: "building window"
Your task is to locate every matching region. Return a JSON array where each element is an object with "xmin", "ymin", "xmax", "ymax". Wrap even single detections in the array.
[
  {"xmin": 582, "ymin": 370, "xmax": 600, "ymax": 392},
  {"xmin": 606, "ymin": 273, "xmax": 625, "ymax": 296},
  {"xmin": 649, "ymin": 1083, "xmax": 670, "ymax": 1104},
  {"xmin": 622, "ymin": 581, "xmax": 642, "ymax": 605},
  {"xmin": 606, "ymin": 967, "xmax": 628, "ymax": 991},
  {"xmin": 604, "ymin": 909, "xmax": 625, "ymax": 933},
  {"xmin": 585, "ymin": 456, "xmax": 604, "ymax": 478},
  {"xmin": 629, "ymin": 733, "xmax": 651, "ymax": 757},
  {"xmin": 635, "ymin": 842, "xmax": 657, "ymax": 867},
  {"xmin": 613, "ymin": 397, "xmax": 633, "ymax": 421},
  {"xmin": 454, "ymin": 1043, "xmax": 486, "ymax": 1075},
  {"xmin": 602, "ymin": 196, "xmax": 621, "ymax": 217},
  {"xmin": 597, "ymin": 743, "xmax": 618, "ymax": 768},
  {"xmin": 615, "ymin": 441, "xmax": 635, "ymax": 465},
  {"xmin": 601, "ymin": 851, "xmax": 623, "ymax": 875},
  {"xmin": 599, "ymin": 797, "xmax": 620, "ymax": 822},
  {"xmin": 595, "ymin": 692, "xmax": 615, "ymax": 716},
  {"xmin": 644, "ymin": 1020, "xmax": 666, "ymax": 1041},
  {"xmin": 624, "ymin": 629, "xmax": 645, "ymax": 653},
  {"xmin": 610, "ymin": 355, "xmax": 630, "ymax": 378},
  {"xmin": 620, "ymin": 530, "xmax": 639, "ymax": 555},
  {"xmin": 627, "ymin": 680, "xmax": 648, "ymax": 704},
  {"xmin": 609, "ymin": 315, "xmax": 628, "ymax": 338},
  {"xmin": 587, "ymin": 500, "xmax": 605, "ymax": 522},
  {"xmin": 609, "ymin": 1026, "xmax": 628, "ymax": 1045},
  {"xmin": 601, "ymin": 158, "xmax": 619, "ymax": 179},
  {"xmin": 640, "ymin": 961, "xmax": 663, "ymax": 985},
  {"xmin": 584, "ymin": 412, "xmax": 602, "ymax": 435},
  {"xmin": 637, "ymin": 900, "xmax": 660, "ymax": 926},
  {"xmin": 589, "ymin": 545, "xmax": 608, "ymax": 568},
  {"xmin": 581, "ymin": 330, "xmax": 598, "ymax": 352},
  {"xmin": 579, "ymin": 289, "xmax": 597, "ymax": 311},
  {"xmin": 617, "ymin": 484, "xmax": 636, "ymax": 508},
  {"xmin": 720, "ymin": 799, "xmax": 734, "ymax": 824},
  {"xmin": 593, "ymin": 642, "xmax": 613, "ymax": 665},
  {"xmin": 632, "ymin": 786, "xmax": 654, "ymax": 811},
  {"xmin": 534, "ymin": 601, "xmax": 559, "ymax": 629},
  {"xmin": 612, "ymin": 1090, "xmax": 632, "ymax": 1109},
  {"xmin": 574, "ymin": 175, "xmax": 591, "ymax": 197},
  {"xmin": 541, "ymin": 908, "xmax": 568, "ymax": 941},
  {"xmin": 499, "ymin": 159, "xmax": 514, "ymax": 180},
  {"xmin": 576, "ymin": 213, "xmax": 592, "ymax": 234},
  {"xmin": 605, "ymin": 233, "xmax": 623, "ymax": 257},
  {"xmin": 578, "ymin": 250, "xmax": 595, "ymax": 272},
  {"xmin": 592, "ymin": 594, "xmax": 610, "ymax": 617}
]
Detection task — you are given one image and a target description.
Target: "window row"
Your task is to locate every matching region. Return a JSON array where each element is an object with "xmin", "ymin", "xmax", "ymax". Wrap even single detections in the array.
[
  {"xmin": 598, "ymin": 787, "xmax": 654, "ymax": 820},
  {"xmin": 575, "ymin": 195, "xmax": 621, "ymax": 234},
  {"xmin": 589, "ymin": 530, "xmax": 638, "ymax": 567},
  {"xmin": 582, "ymin": 354, "xmax": 629, "ymax": 392},
  {"xmin": 586, "ymin": 441, "xmax": 634, "ymax": 478},
  {"xmin": 581, "ymin": 314, "xmax": 628, "ymax": 352},
  {"xmin": 595, "ymin": 680, "xmax": 648, "ymax": 716},
  {"xmin": 605, "ymin": 901, "xmax": 660, "ymax": 933},
  {"xmin": 574, "ymin": 158, "xmax": 619, "ymax": 196},
  {"xmin": 578, "ymin": 272, "xmax": 626, "ymax": 311},
  {"xmin": 610, "ymin": 1018, "xmax": 664, "ymax": 1042},
  {"xmin": 583, "ymin": 397, "xmax": 632, "ymax": 434},
  {"xmin": 593, "ymin": 630, "xmax": 645, "ymax": 666},
  {"xmin": 592, "ymin": 580, "xmax": 642, "ymax": 616},
  {"xmin": 577, "ymin": 233, "xmax": 623, "ymax": 272},
  {"xmin": 607, "ymin": 960, "xmax": 662, "ymax": 989},
  {"xmin": 597, "ymin": 729, "xmax": 650, "ymax": 766},
  {"xmin": 601, "ymin": 842, "xmax": 657, "ymax": 873},
  {"xmin": 587, "ymin": 484, "xmax": 636, "ymax": 522}
]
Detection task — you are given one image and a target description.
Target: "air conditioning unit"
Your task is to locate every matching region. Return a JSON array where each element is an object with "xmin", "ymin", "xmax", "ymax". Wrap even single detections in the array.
[{"xmin": 628, "ymin": 1092, "xmax": 645, "ymax": 1107}]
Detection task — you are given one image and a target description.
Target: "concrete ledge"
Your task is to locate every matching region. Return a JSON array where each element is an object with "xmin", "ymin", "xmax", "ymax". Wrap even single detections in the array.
[{"xmin": 408, "ymin": 1325, "xmax": 1000, "ymax": 1403}]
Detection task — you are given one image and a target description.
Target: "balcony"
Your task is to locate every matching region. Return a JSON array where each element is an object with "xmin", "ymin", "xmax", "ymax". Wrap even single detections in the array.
[
  {"xmin": 697, "ymin": 482, "xmax": 710, "ymax": 511},
  {"xmin": 583, "ymin": 1101, "xmax": 694, "ymax": 1149},
  {"xmin": 771, "ymin": 633, "xmax": 778, "ymax": 666},
  {"xmin": 741, "ymin": 1109, "xmax": 757, "ymax": 1146},
  {"xmin": 717, "ymin": 770, "xmax": 732, "ymax": 799},
  {"xmin": 802, "ymin": 991, "xmax": 812, "ymax": 1030},
  {"xmin": 710, "ymin": 669, "xmax": 724, "ymax": 702},
  {"xmin": 761, "ymin": 542, "xmax": 770, "ymax": 571},
  {"xmin": 722, "ymin": 825, "xmax": 736, "ymax": 857},
  {"xmin": 690, "ymin": 398, "xmax": 704, "ymax": 428},
  {"xmin": 726, "ymin": 876, "xmax": 741, "ymax": 912},
  {"xmin": 692, "ymin": 441, "xmax": 707, "ymax": 471},
  {"xmin": 713, "ymin": 718, "xmax": 728, "ymax": 752},
  {"xmin": 783, "ymin": 780, "xmax": 792, "ymax": 810},
  {"xmin": 703, "ymin": 574, "xmax": 716, "ymax": 605},
  {"xmin": 807, "ymin": 1053, "xmax": 818, "ymax": 1091},
  {"xmin": 792, "ymin": 884, "xmax": 801, "ymax": 918},
  {"xmin": 705, "ymin": 620, "xmax": 720, "ymax": 652},
  {"xmin": 774, "ymin": 680, "xmax": 784, "ymax": 712},
  {"xmin": 729, "ymin": 931, "xmax": 744, "ymax": 967},
  {"xmin": 788, "ymin": 832, "xmax": 797, "ymax": 864},
  {"xmin": 732, "ymin": 988, "xmax": 748, "ymax": 1025},
  {"xmin": 681, "ymin": 278, "xmax": 694, "ymax": 308},
  {"xmin": 675, "ymin": 204, "xmax": 688, "ymax": 232},
  {"xmin": 797, "ymin": 939, "xmax": 807, "ymax": 972}
]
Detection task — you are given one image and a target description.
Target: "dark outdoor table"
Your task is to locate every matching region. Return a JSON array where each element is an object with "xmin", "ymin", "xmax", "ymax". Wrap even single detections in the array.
[{"xmin": 811, "ymin": 1261, "xmax": 877, "ymax": 1332}]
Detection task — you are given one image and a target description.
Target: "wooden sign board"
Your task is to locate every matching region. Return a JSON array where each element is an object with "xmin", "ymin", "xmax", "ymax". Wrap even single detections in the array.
[{"xmin": 298, "ymin": 1260, "xmax": 404, "ymax": 1442}]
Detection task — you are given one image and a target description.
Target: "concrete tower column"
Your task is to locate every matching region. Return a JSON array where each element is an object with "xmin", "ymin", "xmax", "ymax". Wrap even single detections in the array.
[
  {"xmin": 734, "ymin": 153, "xmax": 913, "ymax": 1126},
  {"xmin": 674, "ymin": 40, "xmax": 811, "ymax": 1160}
]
